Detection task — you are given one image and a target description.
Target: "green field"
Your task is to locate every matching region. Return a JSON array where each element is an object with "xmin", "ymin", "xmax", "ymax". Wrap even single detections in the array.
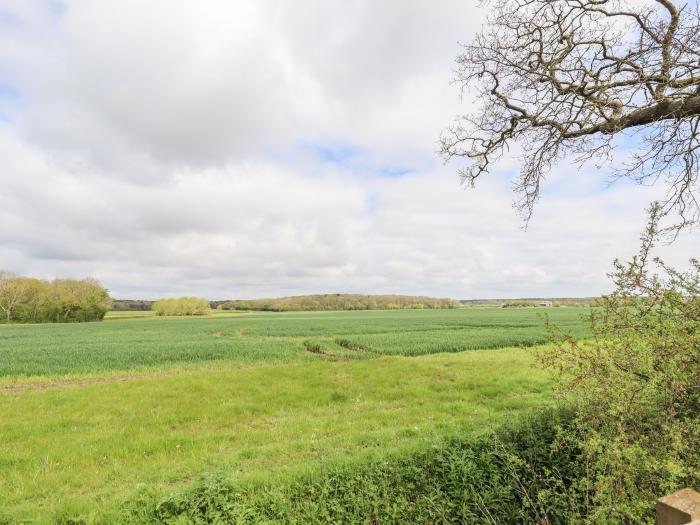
[
  {"xmin": 0, "ymin": 308, "xmax": 590, "ymax": 522},
  {"xmin": 0, "ymin": 308, "xmax": 589, "ymax": 379}
]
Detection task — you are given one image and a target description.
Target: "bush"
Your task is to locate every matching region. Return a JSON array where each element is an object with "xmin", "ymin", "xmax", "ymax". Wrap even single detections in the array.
[
  {"xmin": 541, "ymin": 205, "xmax": 700, "ymax": 523},
  {"xmin": 152, "ymin": 297, "xmax": 211, "ymax": 316}
]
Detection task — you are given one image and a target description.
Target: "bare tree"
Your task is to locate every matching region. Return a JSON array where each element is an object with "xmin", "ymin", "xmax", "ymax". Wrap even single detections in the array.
[{"xmin": 441, "ymin": 0, "xmax": 700, "ymax": 227}]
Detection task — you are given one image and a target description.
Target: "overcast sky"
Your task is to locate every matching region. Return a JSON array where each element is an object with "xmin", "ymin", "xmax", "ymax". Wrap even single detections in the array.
[{"xmin": 0, "ymin": 1, "xmax": 696, "ymax": 300}]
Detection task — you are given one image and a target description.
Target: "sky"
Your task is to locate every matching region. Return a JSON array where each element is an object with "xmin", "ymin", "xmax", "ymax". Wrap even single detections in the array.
[{"xmin": 0, "ymin": 0, "xmax": 696, "ymax": 300}]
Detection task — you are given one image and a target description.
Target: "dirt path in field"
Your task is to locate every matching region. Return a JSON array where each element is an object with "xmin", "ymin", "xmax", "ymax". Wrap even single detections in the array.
[{"xmin": 0, "ymin": 371, "xmax": 181, "ymax": 393}]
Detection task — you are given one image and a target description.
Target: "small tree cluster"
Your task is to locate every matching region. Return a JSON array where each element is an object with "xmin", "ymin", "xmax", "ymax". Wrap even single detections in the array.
[
  {"xmin": 152, "ymin": 297, "xmax": 211, "ymax": 316},
  {"xmin": 0, "ymin": 273, "xmax": 111, "ymax": 323}
]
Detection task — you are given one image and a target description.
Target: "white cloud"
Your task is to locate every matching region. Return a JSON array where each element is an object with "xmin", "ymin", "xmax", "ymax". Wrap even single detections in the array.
[{"xmin": 0, "ymin": 1, "xmax": 696, "ymax": 299}]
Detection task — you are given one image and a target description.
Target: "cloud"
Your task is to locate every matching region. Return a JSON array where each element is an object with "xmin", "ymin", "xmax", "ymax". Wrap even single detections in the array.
[
  {"xmin": 0, "ymin": 0, "xmax": 477, "ymax": 170},
  {"xmin": 0, "ymin": 1, "xmax": 696, "ymax": 299}
]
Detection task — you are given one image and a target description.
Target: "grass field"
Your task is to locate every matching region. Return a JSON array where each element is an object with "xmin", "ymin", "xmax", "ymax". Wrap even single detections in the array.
[{"xmin": 0, "ymin": 307, "xmax": 590, "ymax": 522}]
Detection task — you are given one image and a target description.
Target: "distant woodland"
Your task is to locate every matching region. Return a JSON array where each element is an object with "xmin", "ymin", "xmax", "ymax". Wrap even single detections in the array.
[
  {"xmin": 109, "ymin": 295, "xmax": 598, "ymax": 312},
  {"xmin": 218, "ymin": 294, "xmax": 461, "ymax": 312},
  {"xmin": 111, "ymin": 299, "xmax": 153, "ymax": 311},
  {"xmin": 461, "ymin": 298, "xmax": 598, "ymax": 308}
]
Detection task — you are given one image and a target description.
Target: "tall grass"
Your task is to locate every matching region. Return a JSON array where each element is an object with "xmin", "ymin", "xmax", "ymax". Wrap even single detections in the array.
[{"xmin": 121, "ymin": 407, "xmax": 583, "ymax": 524}]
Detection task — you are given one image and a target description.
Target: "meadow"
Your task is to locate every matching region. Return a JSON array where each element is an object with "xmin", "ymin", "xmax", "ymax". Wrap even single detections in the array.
[{"xmin": 0, "ymin": 307, "xmax": 591, "ymax": 522}]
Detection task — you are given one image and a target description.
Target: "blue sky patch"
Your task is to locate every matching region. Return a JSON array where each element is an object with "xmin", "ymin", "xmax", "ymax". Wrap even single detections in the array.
[
  {"xmin": 0, "ymin": 77, "xmax": 24, "ymax": 123},
  {"xmin": 366, "ymin": 192, "xmax": 381, "ymax": 215},
  {"xmin": 305, "ymin": 142, "xmax": 357, "ymax": 164},
  {"xmin": 0, "ymin": 82, "xmax": 22, "ymax": 101},
  {"xmin": 48, "ymin": 0, "xmax": 67, "ymax": 17},
  {"xmin": 0, "ymin": 8, "xmax": 19, "ymax": 27},
  {"xmin": 377, "ymin": 166, "xmax": 413, "ymax": 177},
  {"xmin": 304, "ymin": 141, "xmax": 414, "ymax": 178}
]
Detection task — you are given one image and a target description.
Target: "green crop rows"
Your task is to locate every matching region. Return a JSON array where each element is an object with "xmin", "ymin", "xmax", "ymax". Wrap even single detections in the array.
[{"xmin": 0, "ymin": 308, "xmax": 590, "ymax": 378}]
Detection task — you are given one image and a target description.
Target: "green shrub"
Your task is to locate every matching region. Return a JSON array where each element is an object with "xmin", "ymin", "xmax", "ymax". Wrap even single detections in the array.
[
  {"xmin": 542, "ymin": 206, "xmax": 700, "ymax": 523},
  {"xmin": 152, "ymin": 297, "xmax": 211, "ymax": 317}
]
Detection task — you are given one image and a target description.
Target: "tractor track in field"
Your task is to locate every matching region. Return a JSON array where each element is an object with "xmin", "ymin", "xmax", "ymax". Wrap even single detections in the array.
[{"xmin": 0, "ymin": 371, "xmax": 181, "ymax": 393}]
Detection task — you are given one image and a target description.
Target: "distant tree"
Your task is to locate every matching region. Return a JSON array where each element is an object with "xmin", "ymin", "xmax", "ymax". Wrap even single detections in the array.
[
  {"xmin": 13, "ymin": 278, "xmax": 50, "ymax": 323},
  {"xmin": 49, "ymin": 278, "xmax": 112, "ymax": 322},
  {"xmin": 51, "ymin": 279, "xmax": 82, "ymax": 322},
  {"xmin": 442, "ymin": 0, "xmax": 700, "ymax": 227},
  {"xmin": 0, "ymin": 274, "xmax": 28, "ymax": 322}
]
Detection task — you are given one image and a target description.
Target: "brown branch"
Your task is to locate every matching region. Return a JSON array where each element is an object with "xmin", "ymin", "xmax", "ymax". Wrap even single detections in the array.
[{"xmin": 442, "ymin": 0, "xmax": 700, "ymax": 226}]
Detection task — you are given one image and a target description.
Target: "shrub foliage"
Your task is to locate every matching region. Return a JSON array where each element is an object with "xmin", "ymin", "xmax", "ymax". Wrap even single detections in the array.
[
  {"xmin": 152, "ymin": 297, "xmax": 211, "ymax": 316},
  {"xmin": 541, "ymin": 206, "xmax": 700, "ymax": 523}
]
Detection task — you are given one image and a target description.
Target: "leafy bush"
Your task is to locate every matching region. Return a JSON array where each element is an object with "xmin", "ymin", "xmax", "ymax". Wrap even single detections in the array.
[
  {"xmin": 120, "ymin": 407, "xmax": 585, "ymax": 524},
  {"xmin": 152, "ymin": 297, "xmax": 211, "ymax": 316},
  {"xmin": 541, "ymin": 206, "xmax": 700, "ymax": 523}
]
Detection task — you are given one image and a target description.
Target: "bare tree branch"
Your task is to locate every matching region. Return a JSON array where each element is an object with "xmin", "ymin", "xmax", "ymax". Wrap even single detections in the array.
[{"xmin": 441, "ymin": 0, "xmax": 700, "ymax": 227}]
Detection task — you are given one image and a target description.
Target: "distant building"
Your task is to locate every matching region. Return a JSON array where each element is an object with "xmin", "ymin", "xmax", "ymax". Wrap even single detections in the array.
[{"xmin": 538, "ymin": 301, "xmax": 553, "ymax": 307}]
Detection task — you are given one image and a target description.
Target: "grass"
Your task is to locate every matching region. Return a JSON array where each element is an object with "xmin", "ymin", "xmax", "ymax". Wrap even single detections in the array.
[
  {"xmin": 104, "ymin": 310, "xmax": 155, "ymax": 319},
  {"xmin": 0, "ymin": 308, "xmax": 590, "ymax": 378},
  {"xmin": 1, "ymin": 348, "xmax": 553, "ymax": 522},
  {"xmin": 104, "ymin": 310, "xmax": 246, "ymax": 320},
  {"xmin": 0, "ymin": 307, "xmax": 590, "ymax": 522},
  {"xmin": 121, "ymin": 407, "xmax": 579, "ymax": 524}
]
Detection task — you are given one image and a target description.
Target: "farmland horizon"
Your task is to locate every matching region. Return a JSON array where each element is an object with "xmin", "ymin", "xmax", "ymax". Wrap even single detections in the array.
[
  {"xmin": 111, "ymin": 293, "xmax": 598, "ymax": 303},
  {"xmin": 1, "ymin": 1, "xmax": 698, "ymax": 522}
]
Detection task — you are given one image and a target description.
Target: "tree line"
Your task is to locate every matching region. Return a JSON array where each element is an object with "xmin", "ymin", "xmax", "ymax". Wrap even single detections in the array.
[
  {"xmin": 0, "ymin": 272, "xmax": 111, "ymax": 323},
  {"xmin": 219, "ymin": 294, "xmax": 461, "ymax": 312},
  {"xmin": 111, "ymin": 299, "xmax": 153, "ymax": 311}
]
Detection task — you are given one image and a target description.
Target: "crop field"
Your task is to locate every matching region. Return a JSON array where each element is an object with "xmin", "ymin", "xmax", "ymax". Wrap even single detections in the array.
[
  {"xmin": 0, "ymin": 307, "xmax": 590, "ymax": 522},
  {"xmin": 0, "ymin": 308, "xmax": 589, "ymax": 378}
]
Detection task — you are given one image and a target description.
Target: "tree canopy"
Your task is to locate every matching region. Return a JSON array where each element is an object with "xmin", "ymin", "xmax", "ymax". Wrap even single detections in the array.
[{"xmin": 0, "ymin": 274, "xmax": 111, "ymax": 323}]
